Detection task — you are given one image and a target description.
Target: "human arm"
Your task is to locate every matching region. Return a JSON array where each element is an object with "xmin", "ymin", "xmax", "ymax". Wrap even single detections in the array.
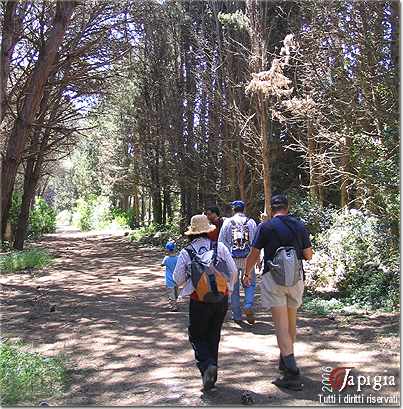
[
  {"xmin": 243, "ymin": 247, "xmax": 260, "ymax": 286},
  {"xmin": 218, "ymin": 219, "xmax": 231, "ymax": 250},
  {"xmin": 303, "ymin": 247, "xmax": 313, "ymax": 260},
  {"xmin": 301, "ymin": 225, "xmax": 313, "ymax": 260},
  {"xmin": 243, "ymin": 223, "xmax": 266, "ymax": 285},
  {"xmin": 160, "ymin": 256, "xmax": 167, "ymax": 267},
  {"xmin": 172, "ymin": 251, "xmax": 189, "ymax": 287},
  {"xmin": 219, "ymin": 243, "xmax": 238, "ymax": 295},
  {"xmin": 248, "ymin": 218, "xmax": 258, "ymax": 244}
]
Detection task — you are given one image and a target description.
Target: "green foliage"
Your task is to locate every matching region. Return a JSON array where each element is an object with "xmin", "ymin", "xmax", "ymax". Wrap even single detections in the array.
[
  {"xmin": 110, "ymin": 208, "xmax": 134, "ymax": 229},
  {"xmin": 28, "ymin": 197, "xmax": 57, "ymax": 239},
  {"xmin": 0, "ymin": 249, "xmax": 54, "ymax": 273},
  {"xmin": 0, "ymin": 341, "xmax": 68, "ymax": 405},
  {"xmin": 307, "ymin": 209, "xmax": 399, "ymax": 310},
  {"xmin": 128, "ymin": 222, "xmax": 182, "ymax": 247},
  {"xmin": 301, "ymin": 296, "xmax": 364, "ymax": 316},
  {"xmin": 218, "ymin": 10, "xmax": 249, "ymax": 31},
  {"xmin": 71, "ymin": 196, "xmax": 133, "ymax": 231},
  {"xmin": 72, "ymin": 197, "xmax": 94, "ymax": 231},
  {"xmin": 290, "ymin": 197, "xmax": 337, "ymax": 237},
  {"xmin": 352, "ymin": 126, "xmax": 399, "ymax": 233},
  {"xmin": 6, "ymin": 193, "xmax": 56, "ymax": 240},
  {"xmin": 302, "ymin": 297, "xmax": 345, "ymax": 316},
  {"xmin": 90, "ymin": 196, "xmax": 113, "ymax": 229}
]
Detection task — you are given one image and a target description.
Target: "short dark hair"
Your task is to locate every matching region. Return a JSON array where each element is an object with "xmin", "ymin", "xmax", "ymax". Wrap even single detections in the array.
[
  {"xmin": 206, "ymin": 206, "xmax": 220, "ymax": 217},
  {"xmin": 270, "ymin": 194, "xmax": 289, "ymax": 212},
  {"xmin": 188, "ymin": 232, "xmax": 209, "ymax": 242}
]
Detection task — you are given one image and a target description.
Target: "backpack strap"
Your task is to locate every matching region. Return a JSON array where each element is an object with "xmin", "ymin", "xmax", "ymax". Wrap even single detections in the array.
[
  {"xmin": 277, "ymin": 218, "xmax": 302, "ymax": 254},
  {"xmin": 209, "ymin": 240, "xmax": 218, "ymax": 265},
  {"xmin": 270, "ymin": 217, "xmax": 305, "ymax": 279},
  {"xmin": 185, "ymin": 245, "xmax": 197, "ymax": 260}
]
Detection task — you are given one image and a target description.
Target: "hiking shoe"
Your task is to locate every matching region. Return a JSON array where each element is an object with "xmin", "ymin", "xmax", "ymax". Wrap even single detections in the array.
[
  {"xmin": 272, "ymin": 373, "xmax": 303, "ymax": 391},
  {"xmin": 279, "ymin": 355, "xmax": 286, "ymax": 372},
  {"xmin": 244, "ymin": 308, "xmax": 255, "ymax": 325},
  {"xmin": 202, "ymin": 365, "xmax": 217, "ymax": 391}
]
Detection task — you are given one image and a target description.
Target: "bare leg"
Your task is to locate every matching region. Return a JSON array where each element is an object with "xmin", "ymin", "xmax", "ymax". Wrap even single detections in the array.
[
  {"xmin": 287, "ymin": 307, "xmax": 298, "ymax": 346},
  {"xmin": 271, "ymin": 306, "xmax": 293, "ymax": 356}
]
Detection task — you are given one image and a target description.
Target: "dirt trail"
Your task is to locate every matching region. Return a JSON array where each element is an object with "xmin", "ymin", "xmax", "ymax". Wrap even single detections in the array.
[{"xmin": 1, "ymin": 227, "xmax": 400, "ymax": 406}]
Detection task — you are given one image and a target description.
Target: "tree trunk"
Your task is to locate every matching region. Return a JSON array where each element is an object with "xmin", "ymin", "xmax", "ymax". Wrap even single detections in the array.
[
  {"xmin": 238, "ymin": 154, "xmax": 246, "ymax": 203},
  {"xmin": 132, "ymin": 184, "xmax": 140, "ymax": 227},
  {"xmin": 307, "ymin": 120, "xmax": 319, "ymax": 201},
  {"xmin": 147, "ymin": 194, "xmax": 152, "ymax": 225},
  {"xmin": 260, "ymin": 96, "xmax": 272, "ymax": 215},
  {"xmin": 246, "ymin": 0, "xmax": 271, "ymax": 214},
  {"xmin": 13, "ymin": 156, "xmax": 42, "ymax": 250},
  {"xmin": 141, "ymin": 191, "xmax": 145, "ymax": 226},
  {"xmin": 340, "ymin": 136, "xmax": 351, "ymax": 208},
  {"xmin": 1, "ymin": 1, "xmax": 76, "ymax": 236},
  {"xmin": 390, "ymin": 1, "xmax": 399, "ymax": 94},
  {"xmin": 0, "ymin": 1, "xmax": 26, "ymax": 123}
]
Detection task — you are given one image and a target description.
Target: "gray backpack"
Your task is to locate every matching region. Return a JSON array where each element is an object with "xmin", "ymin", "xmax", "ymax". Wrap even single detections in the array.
[
  {"xmin": 265, "ymin": 218, "xmax": 303, "ymax": 287},
  {"xmin": 267, "ymin": 246, "xmax": 302, "ymax": 287}
]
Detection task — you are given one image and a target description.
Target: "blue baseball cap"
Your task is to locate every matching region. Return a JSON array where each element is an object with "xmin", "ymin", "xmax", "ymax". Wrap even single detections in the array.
[
  {"xmin": 165, "ymin": 241, "xmax": 176, "ymax": 252},
  {"xmin": 231, "ymin": 200, "xmax": 245, "ymax": 210}
]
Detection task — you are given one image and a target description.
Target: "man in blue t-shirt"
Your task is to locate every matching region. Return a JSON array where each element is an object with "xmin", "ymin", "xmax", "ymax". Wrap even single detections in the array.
[{"xmin": 243, "ymin": 194, "xmax": 313, "ymax": 391}]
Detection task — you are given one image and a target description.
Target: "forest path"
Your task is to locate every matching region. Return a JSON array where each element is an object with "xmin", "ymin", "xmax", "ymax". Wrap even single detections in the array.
[{"xmin": 1, "ymin": 227, "xmax": 400, "ymax": 406}]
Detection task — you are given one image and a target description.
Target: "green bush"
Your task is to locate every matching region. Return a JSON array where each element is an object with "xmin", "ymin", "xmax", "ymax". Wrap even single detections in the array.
[
  {"xmin": 8, "ymin": 193, "xmax": 22, "ymax": 228},
  {"xmin": 307, "ymin": 209, "xmax": 399, "ymax": 310},
  {"xmin": 290, "ymin": 196, "xmax": 337, "ymax": 238},
  {"xmin": 72, "ymin": 197, "xmax": 94, "ymax": 231},
  {"xmin": 72, "ymin": 196, "xmax": 134, "ymax": 231},
  {"xmin": 110, "ymin": 207, "xmax": 134, "ymax": 229},
  {"xmin": 128, "ymin": 222, "xmax": 182, "ymax": 247},
  {"xmin": 301, "ymin": 296, "xmax": 364, "ymax": 316},
  {"xmin": 0, "ymin": 249, "xmax": 54, "ymax": 273},
  {"xmin": 0, "ymin": 341, "xmax": 68, "ymax": 405},
  {"xmin": 7, "ymin": 193, "xmax": 56, "ymax": 240},
  {"xmin": 90, "ymin": 196, "xmax": 113, "ymax": 229},
  {"xmin": 29, "ymin": 197, "xmax": 57, "ymax": 239}
]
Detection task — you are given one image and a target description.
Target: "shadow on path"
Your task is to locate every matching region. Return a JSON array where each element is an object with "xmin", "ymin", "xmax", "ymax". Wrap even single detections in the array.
[{"xmin": 1, "ymin": 227, "xmax": 400, "ymax": 406}]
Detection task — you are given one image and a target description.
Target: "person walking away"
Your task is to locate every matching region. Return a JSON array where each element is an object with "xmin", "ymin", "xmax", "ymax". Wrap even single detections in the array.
[
  {"xmin": 173, "ymin": 214, "xmax": 238, "ymax": 391},
  {"xmin": 243, "ymin": 194, "xmax": 313, "ymax": 391},
  {"xmin": 205, "ymin": 206, "xmax": 224, "ymax": 242},
  {"xmin": 218, "ymin": 200, "xmax": 257, "ymax": 324},
  {"xmin": 161, "ymin": 241, "xmax": 179, "ymax": 312}
]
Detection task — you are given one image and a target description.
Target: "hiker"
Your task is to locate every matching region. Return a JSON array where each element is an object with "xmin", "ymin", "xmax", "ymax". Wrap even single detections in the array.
[
  {"xmin": 243, "ymin": 194, "xmax": 313, "ymax": 391},
  {"xmin": 218, "ymin": 200, "xmax": 257, "ymax": 324},
  {"xmin": 205, "ymin": 206, "xmax": 224, "ymax": 242},
  {"xmin": 161, "ymin": 241, "xmax": 179, "ymax": 312},
  {"xmin": 173, "ymin": 214, "xmax": 238, "ymax": 391}
]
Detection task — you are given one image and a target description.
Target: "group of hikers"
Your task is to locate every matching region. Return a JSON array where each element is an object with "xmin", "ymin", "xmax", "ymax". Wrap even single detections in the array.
[{"xmin": 160, "ymin": 194, "xmax": 313, "ymax": 392}]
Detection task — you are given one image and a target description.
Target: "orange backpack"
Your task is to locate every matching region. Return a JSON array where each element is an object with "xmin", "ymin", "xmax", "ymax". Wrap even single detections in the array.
[{"xmin": 185, "ymin": 242, "xmax": 228, "ymax": 303}]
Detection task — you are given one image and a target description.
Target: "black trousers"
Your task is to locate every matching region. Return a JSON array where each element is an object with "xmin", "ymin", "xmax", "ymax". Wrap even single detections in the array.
[{"xmin": 188, "ymin": 297, "xmax": 228, "ymax": 375}]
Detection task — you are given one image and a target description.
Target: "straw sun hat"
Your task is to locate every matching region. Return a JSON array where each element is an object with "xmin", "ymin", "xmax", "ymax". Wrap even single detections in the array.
[{"xmin": 184, "ymin": 214, "xmax": 216, "ymax": 236}]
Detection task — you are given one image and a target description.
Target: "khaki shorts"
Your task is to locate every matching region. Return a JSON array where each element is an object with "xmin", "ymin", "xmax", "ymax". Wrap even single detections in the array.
[{"xmin": 261, "ymin": 272, "xmax": 304, "ymax": 309}]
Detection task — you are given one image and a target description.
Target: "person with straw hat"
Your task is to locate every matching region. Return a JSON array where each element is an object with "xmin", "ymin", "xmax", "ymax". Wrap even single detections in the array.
[{"xmin": 173, "ymin": 214, "xmax": 238, "ymax": 391}]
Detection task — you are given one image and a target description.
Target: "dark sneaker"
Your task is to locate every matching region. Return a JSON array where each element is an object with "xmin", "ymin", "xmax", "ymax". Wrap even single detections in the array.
[
  {"xmin": 272, "ymin": 373, "xmax": 303, "ymax": 391},
  {"xmin": 244, "ymin": 308, "xmax": 256, "ymax": 325},
  {"xmin": 203, "ymin": 365, "xmax": 217, "ymax": 391}
]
